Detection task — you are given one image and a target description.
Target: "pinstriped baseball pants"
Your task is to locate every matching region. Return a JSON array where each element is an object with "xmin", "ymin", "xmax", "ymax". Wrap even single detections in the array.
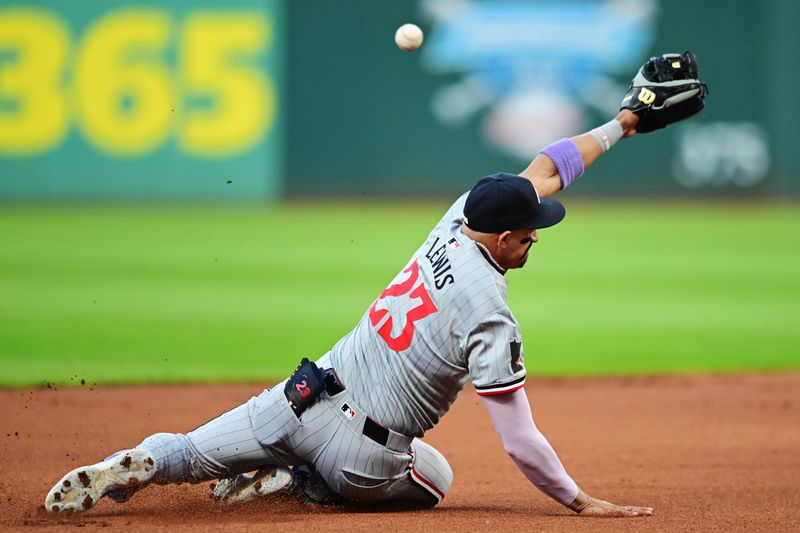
[{"xmin": 139, "ymin": 362, "xmax": 453, "ymax": 505}]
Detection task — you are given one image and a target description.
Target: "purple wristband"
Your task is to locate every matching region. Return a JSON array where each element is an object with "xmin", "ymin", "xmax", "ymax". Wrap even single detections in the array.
[{"xmin": 540, "ymin": 138, "xmax": 585, "ymax": 189}]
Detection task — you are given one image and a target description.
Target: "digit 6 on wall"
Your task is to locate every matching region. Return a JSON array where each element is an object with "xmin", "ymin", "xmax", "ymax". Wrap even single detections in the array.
[{"xmin": 74, "ymin": 9, "xmax": 173, "ymax": 157}]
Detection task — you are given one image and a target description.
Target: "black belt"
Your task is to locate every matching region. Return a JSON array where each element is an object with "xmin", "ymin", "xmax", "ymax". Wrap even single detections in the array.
[{"xmin": 363, "ymin": 416, "xmax": 389, "ymax": 446}]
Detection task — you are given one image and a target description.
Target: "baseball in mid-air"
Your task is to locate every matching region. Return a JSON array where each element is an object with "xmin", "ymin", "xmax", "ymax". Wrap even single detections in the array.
[{"xmin": 395, "ymin": 23, "xmax": 424, "ymax": 52}]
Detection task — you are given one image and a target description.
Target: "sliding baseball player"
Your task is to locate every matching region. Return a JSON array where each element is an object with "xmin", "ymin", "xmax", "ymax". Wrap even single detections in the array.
[{"xmin": 44, "ymin": 52, "xmax": 706, "ymax": 517}]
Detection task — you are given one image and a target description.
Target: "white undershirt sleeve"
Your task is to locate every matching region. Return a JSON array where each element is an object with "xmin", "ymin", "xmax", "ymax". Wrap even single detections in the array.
[{"xmin": 480, "ymin": 388, "xmax": 579, "ymax": 506}]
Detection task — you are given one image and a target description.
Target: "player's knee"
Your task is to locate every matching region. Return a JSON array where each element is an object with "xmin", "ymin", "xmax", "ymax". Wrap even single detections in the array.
[{"xmin": 410, "ymin": 440, "xmax": 453, "ymax": 504}]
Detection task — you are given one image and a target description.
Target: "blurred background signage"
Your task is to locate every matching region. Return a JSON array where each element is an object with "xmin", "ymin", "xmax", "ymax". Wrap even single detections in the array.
[
  {"xmin": 1, "ymin": 0, "xmax": 798, "ymax": 199},
  {"xmin": 0, "ymin": 0, "xmax": 283, "ymax": 200}
]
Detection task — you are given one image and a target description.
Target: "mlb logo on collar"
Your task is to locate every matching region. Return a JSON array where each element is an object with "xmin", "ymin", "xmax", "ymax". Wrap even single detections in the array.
[{"xmin": 447, "ymin": 237, "xmax": 460, "ymax": 250}]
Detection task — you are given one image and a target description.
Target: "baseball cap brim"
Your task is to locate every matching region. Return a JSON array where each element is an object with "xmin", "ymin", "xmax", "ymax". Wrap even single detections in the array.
[{"xmin": 528, "ymin": 198, "xmax": 566, "ymax": 229}]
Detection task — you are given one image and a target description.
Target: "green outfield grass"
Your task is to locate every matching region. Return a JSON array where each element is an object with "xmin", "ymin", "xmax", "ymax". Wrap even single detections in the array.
[{"xmin": 1, "ymin": 200, "xmax": 799, "ymax": 387}]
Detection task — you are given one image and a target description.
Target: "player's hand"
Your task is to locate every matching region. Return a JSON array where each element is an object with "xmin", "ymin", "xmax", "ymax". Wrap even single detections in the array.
[
  {"xmin": 568, "ymin": 489, "xmax": 653, "ymax": 517},
  {"xmin": 615, "ymin": 109, "xmax": 639, "ymax": 138}
]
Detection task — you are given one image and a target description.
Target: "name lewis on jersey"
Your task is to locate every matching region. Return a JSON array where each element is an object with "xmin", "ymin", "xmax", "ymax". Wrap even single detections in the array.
[{"xmin": 425, "ymin": 237, "xmax": 456, "ymax": 290}]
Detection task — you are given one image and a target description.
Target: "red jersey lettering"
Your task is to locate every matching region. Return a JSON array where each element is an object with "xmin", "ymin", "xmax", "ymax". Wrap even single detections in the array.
[{"xmin": 369, "ymin": 260, "xmax": 438, "ymax": 352}]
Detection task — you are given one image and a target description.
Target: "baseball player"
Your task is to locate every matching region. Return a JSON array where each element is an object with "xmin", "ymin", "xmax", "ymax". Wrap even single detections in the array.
[{"xmin": 44, "ymin": 53, "xmax": 706, "ymax": 517}]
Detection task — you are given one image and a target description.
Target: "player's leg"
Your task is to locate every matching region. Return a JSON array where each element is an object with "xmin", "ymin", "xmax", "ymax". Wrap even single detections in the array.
[
  {"xmin": 205, "ymin": 382, "xmax": 453, "ymax": 508},
  {"xmin": 210, "ymin": 438, "xmax": 454, "ymax": 509},
  {"xmin": 139, "ymin": 385, "xmax": 298, "ymax": 484},
  {"xmin": 44, "ymin": 385, "xmax": 298, "ymax": 513},
  {"xmin": 383, "ymin": 439, "xmax": 453, "ymax": 507},
  {"xmin": 315, "ymin": 435, "xmax": 452, "ymax": 507},
  {"xmin": 197, "ymin": 382, "xmax": 414, "ymax": 507},
  {"xmin": 303, "ymin": 391, "xmax": 452, "ymax": 507}
]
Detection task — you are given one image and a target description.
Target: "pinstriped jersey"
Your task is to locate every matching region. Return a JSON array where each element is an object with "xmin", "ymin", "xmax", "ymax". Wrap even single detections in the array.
[{"xmin": 329, "ymin": 192, "xmax": 527, "ymax": 438}]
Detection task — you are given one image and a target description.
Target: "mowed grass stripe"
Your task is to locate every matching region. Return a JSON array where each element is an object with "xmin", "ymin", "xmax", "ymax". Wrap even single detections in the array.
[{"xmin": 1, "ymin": 201, "xmax": 798, "ymax": 386}]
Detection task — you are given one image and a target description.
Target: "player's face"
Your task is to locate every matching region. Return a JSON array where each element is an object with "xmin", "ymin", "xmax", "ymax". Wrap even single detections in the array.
[{"xmin": 497, "ymin": 229, "xmax": 538, "ymax": 269}]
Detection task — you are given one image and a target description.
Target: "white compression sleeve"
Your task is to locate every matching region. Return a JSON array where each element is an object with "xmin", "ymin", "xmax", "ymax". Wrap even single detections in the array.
[{"xmin": 480, "ymin": 388, "xmax": 579, "ymax": 505}]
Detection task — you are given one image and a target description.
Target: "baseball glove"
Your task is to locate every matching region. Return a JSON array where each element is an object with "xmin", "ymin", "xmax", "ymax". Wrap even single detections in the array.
[{"xmin": 621, "ymin": 51, "xmax": 708, "ymax": 133}]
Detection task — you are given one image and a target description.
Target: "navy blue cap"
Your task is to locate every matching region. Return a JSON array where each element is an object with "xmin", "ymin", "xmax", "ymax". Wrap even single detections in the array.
[{"xmin": 463, "ymin": 173, "xmax": 565, "ymax": 233}]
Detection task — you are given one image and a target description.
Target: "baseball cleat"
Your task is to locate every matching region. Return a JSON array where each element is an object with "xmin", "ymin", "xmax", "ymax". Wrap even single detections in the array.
[
  {"xmin": 212, "ymin": 466, "xmax": 294, "ymax": 504},
  {"xmin": 44, "ymin": 449, "xmax": 156, "ymax": 514}
]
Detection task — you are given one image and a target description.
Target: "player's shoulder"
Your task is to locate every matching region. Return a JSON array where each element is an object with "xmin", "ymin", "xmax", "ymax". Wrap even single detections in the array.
[{"xmin": 431, "ymin": 191, "xmax": 469, "ymax": 233}]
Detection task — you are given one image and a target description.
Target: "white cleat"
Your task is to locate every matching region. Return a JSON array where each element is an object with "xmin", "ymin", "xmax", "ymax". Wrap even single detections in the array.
[
  {"xmin": 44, "ymin": 449, "xmax": 156, "ymax": 514},
  {"xmin": 212, "ymin": 466, "xmax": 294, "ymax": 504}
]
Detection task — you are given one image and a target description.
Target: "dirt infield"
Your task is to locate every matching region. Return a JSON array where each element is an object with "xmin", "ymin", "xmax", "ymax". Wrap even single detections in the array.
[{"xmin": 2, "ymin": 373, "xmax": 799, "ymax": 532}]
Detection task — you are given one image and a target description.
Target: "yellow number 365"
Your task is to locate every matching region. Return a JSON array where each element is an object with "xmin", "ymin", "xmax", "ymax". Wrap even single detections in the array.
[{"xmin": 0, "ymin": 7, "xmax": 276, "ymax": 158}]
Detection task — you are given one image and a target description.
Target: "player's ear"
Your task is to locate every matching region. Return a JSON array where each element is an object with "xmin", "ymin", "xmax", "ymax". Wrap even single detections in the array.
[{"xmin": 497, "ymin": 231, "xmax": 512, "ymax": 249}]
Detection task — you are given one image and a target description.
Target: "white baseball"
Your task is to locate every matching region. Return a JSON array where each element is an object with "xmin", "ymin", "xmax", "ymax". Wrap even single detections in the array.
[{"xmin": 395, "ymin": 23, "xmax": 424, "ymax": 52}]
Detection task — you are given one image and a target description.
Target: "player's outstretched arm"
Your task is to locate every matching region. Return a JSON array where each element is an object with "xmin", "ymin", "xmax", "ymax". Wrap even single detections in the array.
[
  {"xmin": 481, "ymin": 388, "xmax": 653, "ymax": 517},
  {"xmin": 519, "ymin": 110, "xmax": 639, "ymax": 198},
  {"xmin": 522, "ymin": 50, "xmax": 708, "ymax": 198}
]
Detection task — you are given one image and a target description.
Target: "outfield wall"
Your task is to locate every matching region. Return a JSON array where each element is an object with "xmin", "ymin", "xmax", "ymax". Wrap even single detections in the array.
[{"xmin": 1, "ymin": 0, "xmax": 798, "ymax": 200}]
